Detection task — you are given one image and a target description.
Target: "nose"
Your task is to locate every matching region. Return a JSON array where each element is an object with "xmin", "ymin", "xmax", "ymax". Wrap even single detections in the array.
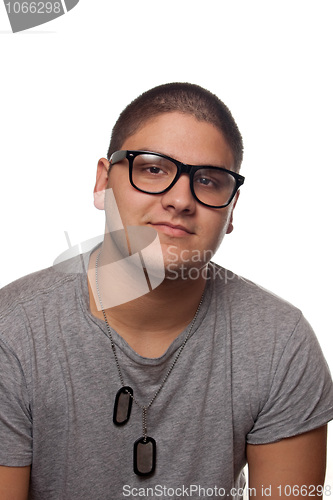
[{"xmin": 160, "ymin": 174, "xmax": 196, "ymax": 214}]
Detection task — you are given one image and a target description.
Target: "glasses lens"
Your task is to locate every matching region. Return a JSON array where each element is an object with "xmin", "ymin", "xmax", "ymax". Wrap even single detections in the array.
[
  {"xmin": 132, "ymin": 154, "xmax": 177, "ymax": 193},
  {"xmin": 193, "ymin": 168, "xmax": 236, "ymax": 207}
]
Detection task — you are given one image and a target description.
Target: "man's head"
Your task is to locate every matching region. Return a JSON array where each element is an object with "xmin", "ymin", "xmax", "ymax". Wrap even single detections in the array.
[
  {"xmin": 95, "ymin": 83, "xmax": 244, "ymax": 281},
  {"xmin": 107, "ymin": 82, "xmax": 243, "ymax": 172}
]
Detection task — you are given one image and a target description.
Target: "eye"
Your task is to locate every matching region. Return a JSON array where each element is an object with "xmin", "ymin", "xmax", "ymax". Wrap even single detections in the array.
[
  {"xmin": 146, "ymin": 166, "xmax": 166, "ymax": 175},
  {"xmin": 197, "ymin": 176, "xmax": 214, "ymax": 186},
  {"xmin": 194, "ymin": 174, "xmax": 218, "ymax": 188},
  {"xmin": 194, "ymin": 168, "xmax": 234, "ymax": 192},
  {"xmin": 136, "ymin": 160, "xmax": 174, "ymax": 177}
]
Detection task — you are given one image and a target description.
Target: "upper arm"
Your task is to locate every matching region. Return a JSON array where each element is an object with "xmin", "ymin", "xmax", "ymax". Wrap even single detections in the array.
[
  {"xmin": 0, "ymin": 465, "xmax": 30, "ymax": 500},
  {"xmin": 247, "ymin": 425, "xmax": 327, "ymax": 499}
]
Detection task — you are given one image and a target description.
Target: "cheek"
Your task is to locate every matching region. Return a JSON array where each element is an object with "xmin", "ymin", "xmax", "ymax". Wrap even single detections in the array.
[
  {"xmin": 109, "ymin": 183, "xmax": 156, "ymax": 226},
  {"xmin": 107, "ymin": 174, "xmax": 133, "ymax": 216},
  {"xmin": 103, "ymin": 187, "xmax": 126, "ymax": 232},
  {"xmin": 201, "ymin": 212, "xmax": 231, "ymax": 250}
]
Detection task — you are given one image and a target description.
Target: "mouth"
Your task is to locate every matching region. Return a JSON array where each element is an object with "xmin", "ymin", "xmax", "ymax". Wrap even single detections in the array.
[{"xmin": 149, "ymin": 222, "xmax": 195, "ymax": 237}]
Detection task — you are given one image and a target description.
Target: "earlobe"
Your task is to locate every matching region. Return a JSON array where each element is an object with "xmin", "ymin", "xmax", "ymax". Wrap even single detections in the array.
[
  {"xmin": 226, "ymin": 191, "xmax": 240, "ymax": 234},
  {"xmin": 226, "ymin": 219, "xmax": 234, "ymax": 234},
  {"xmin": 94, "ymin": 158, "xmax": 110, "ymax": 210}
]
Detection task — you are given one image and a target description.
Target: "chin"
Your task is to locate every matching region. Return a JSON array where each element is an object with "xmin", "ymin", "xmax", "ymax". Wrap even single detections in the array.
[{"xmin": 163, "ymin": 259, "xmax": 210, "ymax": 282}]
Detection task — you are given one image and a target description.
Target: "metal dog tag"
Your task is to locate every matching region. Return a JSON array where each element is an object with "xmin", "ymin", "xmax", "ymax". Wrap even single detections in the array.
[
  {"xmin": 113, "ymin": 386, "xmax": 133, "ymax": 426},
  {"xmin": 133, "ymin": 437, "xmax": 156, "ymax": 476}
]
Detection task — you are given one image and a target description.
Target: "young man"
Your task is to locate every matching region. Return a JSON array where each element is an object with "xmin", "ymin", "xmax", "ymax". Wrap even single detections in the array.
[{"xmin": 0, "ymin": 83, "xmax": 332, "ymax": 499}]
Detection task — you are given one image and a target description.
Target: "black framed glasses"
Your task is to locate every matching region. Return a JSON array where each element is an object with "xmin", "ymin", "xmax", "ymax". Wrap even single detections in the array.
[{"xmin": 110, "ymin": 150, "xmax": 245, "ymax": 209}]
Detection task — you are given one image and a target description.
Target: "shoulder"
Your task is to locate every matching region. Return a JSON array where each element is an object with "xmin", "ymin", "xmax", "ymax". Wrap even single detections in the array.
[
  {"xmin": 209, "ymin": 261, "xmax": 303, "ymax": 326},
  {"xmin": 208, "ymin": 265, "xmax": 333, "ymax": 441},
  {"xmin": 207, "ymin": 262, "xmax": 322, "ymax": 369},
  {"xmin": 0, "ymin": 264, "xmax": 81, "ymax": 322}
]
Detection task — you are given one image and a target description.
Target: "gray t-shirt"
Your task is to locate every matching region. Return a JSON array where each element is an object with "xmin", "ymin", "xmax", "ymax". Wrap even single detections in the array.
[{"xmin": 1, "ymin": 262, "xmax": 333, "ymax": 499}]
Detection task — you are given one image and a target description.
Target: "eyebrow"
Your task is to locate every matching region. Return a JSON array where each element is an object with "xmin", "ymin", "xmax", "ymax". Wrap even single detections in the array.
[
  {"xmin": 135, "ymin": 147, "xmax": 167, "ymax": 156},
  {"xmin": 131, "ymin": 148, "xmax": 228, "ymax": 169}
]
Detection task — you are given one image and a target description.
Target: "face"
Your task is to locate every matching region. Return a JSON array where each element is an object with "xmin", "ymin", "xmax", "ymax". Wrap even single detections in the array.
[{"xmin": 95, "ymin": 112, "xmax": 238, "ymax": 279}]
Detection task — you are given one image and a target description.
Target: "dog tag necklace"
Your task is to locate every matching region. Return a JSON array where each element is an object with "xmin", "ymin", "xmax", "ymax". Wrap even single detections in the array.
[{"xmin": 95, "ymin": 250, "xmax": 204, "ymax": 476}]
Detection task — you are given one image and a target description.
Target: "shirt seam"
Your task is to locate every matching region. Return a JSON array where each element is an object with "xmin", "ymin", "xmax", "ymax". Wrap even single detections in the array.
[
  {"xmin": 0, "ymin": 273, "xmax": 79, "ymax": 322},
  {"xmin": 258, "ymin": 309, "xmax": 304, "ymax": 414}
]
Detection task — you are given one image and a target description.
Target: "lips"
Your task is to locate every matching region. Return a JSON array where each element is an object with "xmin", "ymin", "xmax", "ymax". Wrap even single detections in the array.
[{"xmin": 150, "ymin": 222, "xmax": 194, "ymax": 237}]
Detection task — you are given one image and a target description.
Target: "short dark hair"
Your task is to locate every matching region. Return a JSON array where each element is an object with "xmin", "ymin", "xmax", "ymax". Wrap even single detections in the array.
[{"xmin": 107, "ymin": 82, "xmax": 243, "ymax": 171}]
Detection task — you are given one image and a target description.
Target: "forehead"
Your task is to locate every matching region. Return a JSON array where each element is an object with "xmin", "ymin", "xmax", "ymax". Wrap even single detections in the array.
[{"xmin": 120, "ymin": 112, "xmax": 235, "ymax": 169}]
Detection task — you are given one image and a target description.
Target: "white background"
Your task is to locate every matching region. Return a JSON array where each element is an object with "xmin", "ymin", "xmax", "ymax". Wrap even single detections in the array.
[{"xmin": 1, "ymin": 0, "xmax": 332, "ymax": 487}]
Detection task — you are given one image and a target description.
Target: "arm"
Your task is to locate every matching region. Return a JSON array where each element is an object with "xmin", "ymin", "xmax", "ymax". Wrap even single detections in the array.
[
  {"xmin": 0, "ymin": 466, "xmax": 30, "ymax": 500},
  {"xmin": 247, "ymin": 425, "xmax": 327, "ymax": 499}
]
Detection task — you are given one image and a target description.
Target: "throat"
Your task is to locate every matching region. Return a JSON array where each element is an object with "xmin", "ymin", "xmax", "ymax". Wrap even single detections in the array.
[
  {"xmin": 87, "ymin": 250, "xmax": 206, "ymax": 357},
  {"xmin": 114, "ymin": 326, "xmax": 186, "ymax": 358},
  {"xmin": 93, "ymin": 304, "xmax": 187, "ymax": 357}
]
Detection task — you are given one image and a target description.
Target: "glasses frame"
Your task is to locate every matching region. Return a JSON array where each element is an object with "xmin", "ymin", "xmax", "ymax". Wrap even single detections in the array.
[{"xmin": 110, "ymin": 150, "xmax": 245, "ymax": 209}]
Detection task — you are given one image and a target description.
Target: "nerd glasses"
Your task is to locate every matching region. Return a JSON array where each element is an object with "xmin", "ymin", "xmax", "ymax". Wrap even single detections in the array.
[{"xmin": 110, "ymin": 150, "xmax": 245, "ymax": 209}]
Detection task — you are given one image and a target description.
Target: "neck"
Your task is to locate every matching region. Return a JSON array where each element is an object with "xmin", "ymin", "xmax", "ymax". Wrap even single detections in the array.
[{"xmin": 87, "ymin": 247, "xmax": 207, "ymax": 357}]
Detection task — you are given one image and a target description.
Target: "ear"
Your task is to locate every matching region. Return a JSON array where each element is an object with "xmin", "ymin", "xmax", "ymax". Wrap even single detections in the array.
[
  {"xmin": 94, "ymin": 158, "xmax": 110, "ymax": 210},
  {"xmin": 226, "ymin": 191, "xmax": 240, "ymax": 234}
]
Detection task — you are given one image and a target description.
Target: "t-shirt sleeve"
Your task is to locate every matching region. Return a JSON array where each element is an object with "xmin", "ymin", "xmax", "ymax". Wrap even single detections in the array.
[
  {"xmin": 0, "ymin": 337, "xmax": 32, "ymax": 466},
  {"xmin": 246, "ymin": 314, "xmax": 333, "ymax": 444}
]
